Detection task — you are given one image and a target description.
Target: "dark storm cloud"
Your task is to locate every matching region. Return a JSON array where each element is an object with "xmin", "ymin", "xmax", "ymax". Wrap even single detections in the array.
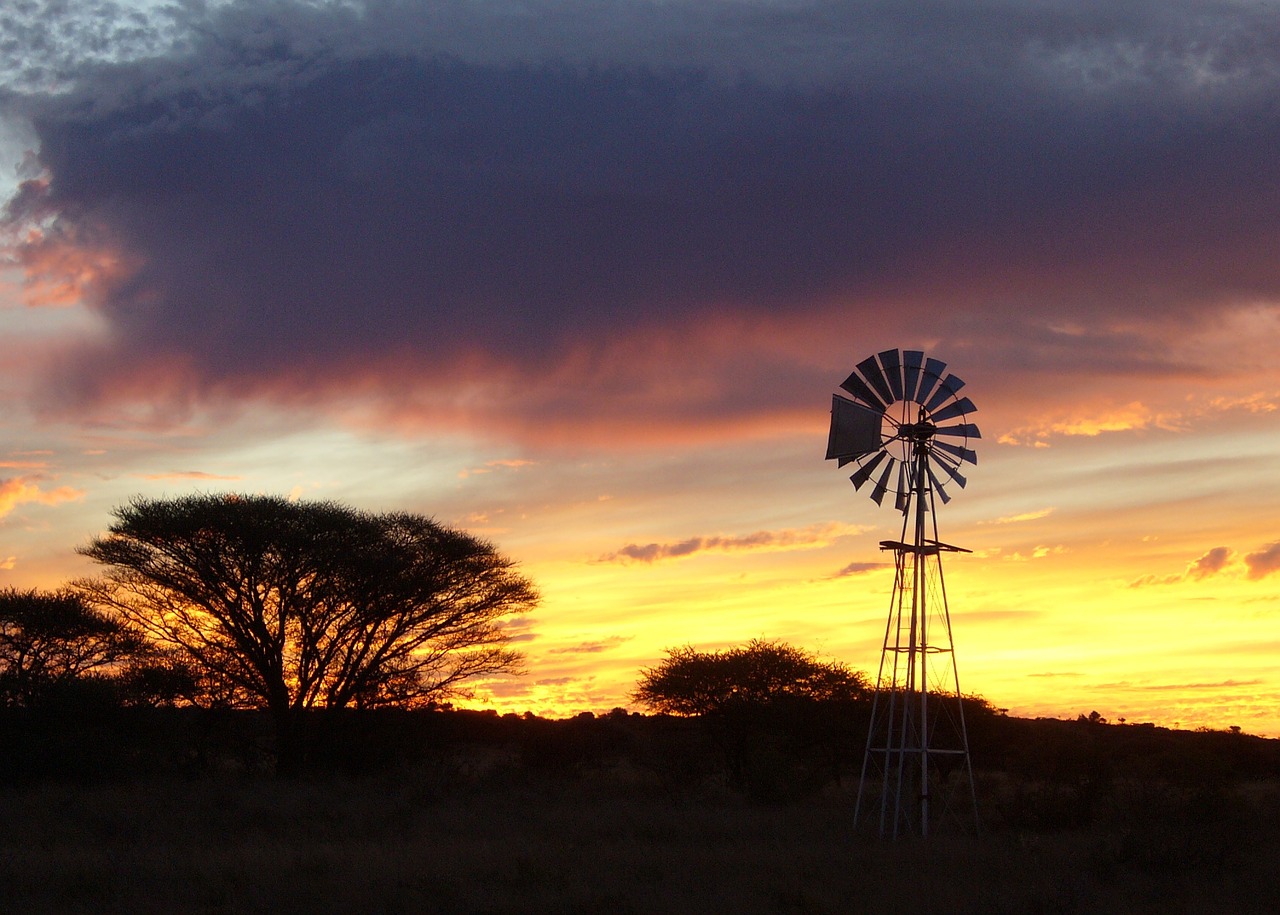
[{"xmin": 4, "ymin": 0, "xmax": 1280, "ymax": 432}]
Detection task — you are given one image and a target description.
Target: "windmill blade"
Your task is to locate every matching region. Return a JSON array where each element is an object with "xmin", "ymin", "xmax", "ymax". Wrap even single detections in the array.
[
  {"xmin": 894, "ymin": 461, "xmax": 910, "ymax": 513},
  {"xmin": 839, "ymin": 370, "xmax": 886, "ymax": 410},
  {"xmin": 934, "ymin": 422, "xmax": 982, "ymax": 439},
  {"xmin": 926, "ymin": 462, "xmax": 952, "ymax": 504},
  {"xmin": 870, "ymin": 458, "xmax": 896, "ymax": 506},
  {"xmin": 934, "ymin": 439, "xmax": 978, "ymax": 466},
  {"xmin": 878, "ymin": 349, "xmax": 904, "ymax": 402},
  {"xmin": 914, "ymin": 357, "xmax": 948, "ymax": 405},
  {"xmin": 929, "ymin": 396, "xmax": 977, "ymax": 424},
  {"xmin": 849, "ymin": 450, "xmax": 889, "ymax": 490},
  {"xmin": 924, "ymin": 373, "xmax": 966, "ymax": 413},
  {"xmin": 902, "ymin": 350, "xmax": 924, "ymax": 403},
  {"xmin": 827, "ymin": 394, "xmax": 884, "ymax": 460},
  {"xmin": 857, "ymin": 354, "xmax": 895, "ymax": 405},
  {"xmin": 929, "ymin": 453, "xmax": 968, "ymax": 488}
]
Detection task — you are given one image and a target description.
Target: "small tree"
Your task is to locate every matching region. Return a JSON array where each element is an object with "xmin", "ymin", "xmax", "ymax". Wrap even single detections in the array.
[
  {"xmin": 634, "ymin": 639, "xmax": 869, "ymax": 795},
  {"xmin": 78, "ymin": 494, "xmax": 538, "ymax": 772},
  {"xmin": 0, "ymin": 587, "xmax": 144, "ymax": 707},
  {"xmin": 633, "ymin": 638, "xmax": 868, "ymax": 716}
]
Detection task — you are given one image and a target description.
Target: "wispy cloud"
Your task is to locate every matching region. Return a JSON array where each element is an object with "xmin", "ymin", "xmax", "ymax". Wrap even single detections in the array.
[
  {"xmin": 139, "ymin": 470, "xmax": 241, "ymax": 481},
  {"xmin": 547, "ymin": 636, "xmax": 633, "ymax": 656},
  {"xmin": 599, "ymin": 522, "xmax": 863, "ymax": 564},
  {"xmin": 458, "ymin": 459, "xmax": 535, "ymax": 480},
  {"xmin": 1097, "ymin": 679, "xmax": 1265, "ymax": 692},
  {"xmin": 987, "ymin": 507, "xmax": 1054, "ymax": 525},
  {"xmin": 493, "ymin": 615, "xmax": 539, "ymax": 643},
  {"xmin": 1004, "ymin": 545, "xmax": 1066, "ymax": 562}
]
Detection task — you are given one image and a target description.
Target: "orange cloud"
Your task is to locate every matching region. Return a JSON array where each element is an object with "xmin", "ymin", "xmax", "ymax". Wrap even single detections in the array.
[
  {"xmin": 6, "ymin": 233, "xmax": 137, "ymax": 309},
  {"xmin": 3, "ymin": 174, "xmax": 140, "ymax": 309},
  {"xmin": 998, "ymin": 402, "xmax": 1182, "ymax": 446},
  {"xmin": 0, "ymin": 477, "xmax": 84, "ymax": 518}
]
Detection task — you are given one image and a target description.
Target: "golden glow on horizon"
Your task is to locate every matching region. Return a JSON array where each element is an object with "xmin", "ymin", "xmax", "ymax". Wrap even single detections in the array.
[{"xmin": 2, "ymin": 293, "xmax": 1278, "ymax": 736}]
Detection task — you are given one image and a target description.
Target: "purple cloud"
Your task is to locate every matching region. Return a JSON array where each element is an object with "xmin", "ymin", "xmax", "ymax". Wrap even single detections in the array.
[
  {"xmin": 832, "ymin": 561, "xmax": 889, "ymax": 578},
  {"xmin": 1244, "ymin": 541, "xmax": 1280, "ymax": 580},
  {"xmin": 599, "ymin": 523, "xmax": 855, "ymax": 563},
  {"xmin": 1186, "ymin": 546, "xmax": 1233, "ymax": 580},
  {"xmin": 4, "ymin": 1, "xmax": 1280, "ymax": 439}
]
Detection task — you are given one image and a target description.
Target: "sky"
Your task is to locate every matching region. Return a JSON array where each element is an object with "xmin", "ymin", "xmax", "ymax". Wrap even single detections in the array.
[{"xmin": 1, "ymin": 0, "xmax": 1278, "ymax": 735}]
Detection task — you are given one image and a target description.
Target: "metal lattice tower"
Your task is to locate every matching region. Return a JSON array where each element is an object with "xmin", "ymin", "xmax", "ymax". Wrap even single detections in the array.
[{"xmin": 825, "ymin": 348, "xmax": 980, "ymax": 838}]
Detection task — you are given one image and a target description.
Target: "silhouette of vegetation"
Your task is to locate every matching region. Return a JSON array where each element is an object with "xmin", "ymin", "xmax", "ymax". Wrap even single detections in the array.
[
  {"xmin": 76, "ymin": 494, "xmax": 537, "ymax": 772},
  {"xmin": 633, "ymin": 638, "xmax": 869, "ymax": 715},
  {"xmin": 633, "ymin": 639, "xmax": 871, "ymax": 798},
  {"xmin": 0, "ymin": 706, "xmax": 1276, "ymax": 913},
  {"xmin": 3, "ymin": 500, "xmax": 1278, "ymax": 909},
  {"xmin": 0, "ymin": 587, "xmax": 144, "ymax": 708}
]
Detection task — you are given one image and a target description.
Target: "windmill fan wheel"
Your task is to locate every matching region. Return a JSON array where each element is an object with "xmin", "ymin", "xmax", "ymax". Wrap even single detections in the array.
[{"xmin": 825, "ymin": 348, "xmax": 980, "ymax": 511}]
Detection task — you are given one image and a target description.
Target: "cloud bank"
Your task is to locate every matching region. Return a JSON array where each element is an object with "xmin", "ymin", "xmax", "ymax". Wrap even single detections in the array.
[{"xmin": 4, "ymin": 0, "xmax": 1280, "ymax": 442}]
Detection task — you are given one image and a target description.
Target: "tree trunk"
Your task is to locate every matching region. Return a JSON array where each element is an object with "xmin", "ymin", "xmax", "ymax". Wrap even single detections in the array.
[{"xmin": 271, "ymin": 704, "xmax": 305, "ymax": 778}]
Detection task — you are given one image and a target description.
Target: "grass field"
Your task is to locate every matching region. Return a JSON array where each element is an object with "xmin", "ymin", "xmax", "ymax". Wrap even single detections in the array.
[{"xmin": 2, "ymin": 767, "xmax": 1277, "ymax": 915}]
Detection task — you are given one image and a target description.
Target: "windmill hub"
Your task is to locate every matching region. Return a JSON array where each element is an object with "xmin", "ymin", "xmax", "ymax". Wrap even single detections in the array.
[{"xmin": 901, "ymin": 421, "xmax": 936, "ymax": 443}]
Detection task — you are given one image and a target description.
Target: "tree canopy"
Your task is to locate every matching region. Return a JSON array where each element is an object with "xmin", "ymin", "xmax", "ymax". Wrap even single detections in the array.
[
  {"xmin": 0, "ymin": 587, "xmax": 144, "ymax": 707},
  {"xmin": 77, "ymin": 495, "xmax": 538, "ymax": 728},
  {"xmin": 632, "ymin": 638, "xmax": 868, "ymax": 717}
]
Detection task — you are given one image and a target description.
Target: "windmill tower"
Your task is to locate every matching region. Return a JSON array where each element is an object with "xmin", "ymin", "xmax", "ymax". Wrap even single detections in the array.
[{"xmin": 825, "ymin": 349, "xmax": 980, "ymax": 838}]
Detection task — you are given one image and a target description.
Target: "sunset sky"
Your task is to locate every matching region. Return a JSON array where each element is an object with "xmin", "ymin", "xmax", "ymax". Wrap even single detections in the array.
[{"xmin": 2, "ymin": 0, "xmax": 1278, "ymax": 735}]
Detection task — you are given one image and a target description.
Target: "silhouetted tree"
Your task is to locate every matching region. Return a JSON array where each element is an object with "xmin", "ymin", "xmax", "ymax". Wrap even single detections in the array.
[
  {"xmin": 633, "ymin": 638, "xmax": 868, "ymax": 716},
  {"xmin": 634, "ymin": 639, "xmax": 870, "ymax": 795},
  {"xmin": 113, "ymin": 650, "xmax": 206, "ymax": 708},
  {"xmin": 0, "ymin": 587, "xmax": 144, "ymax": 707},
  {"xmin": 77, "ymin": 494, "xmax": 537, "ymax": 772}
]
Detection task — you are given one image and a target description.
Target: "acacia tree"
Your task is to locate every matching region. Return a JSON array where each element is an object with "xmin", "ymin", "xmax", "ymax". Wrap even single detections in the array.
[
  {"xmin": 634, "ymin": 639, "xmax": 870, "ymax": 793},
  {"xmin": 633, "ymin": 638, "xmax": 868, "ymax": 716},
  {"xmin": 77, "ymin": 494, "xmax": 538, "ymax": 770},
  {"xmin": 0, "ymin": 587, "xmax": 145, "ymax": 707}
]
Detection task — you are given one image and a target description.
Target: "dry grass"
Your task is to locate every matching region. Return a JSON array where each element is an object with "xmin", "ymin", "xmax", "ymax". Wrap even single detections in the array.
[{"xmin": 1, "ymin": 770, "xmax": 1277, "ymax": 915}]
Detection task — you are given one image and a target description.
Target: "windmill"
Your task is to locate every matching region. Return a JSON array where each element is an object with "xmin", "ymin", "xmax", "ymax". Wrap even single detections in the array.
[{"xmin": 825, "ymin": 348, "xmax": 980, "ymax": 838}]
